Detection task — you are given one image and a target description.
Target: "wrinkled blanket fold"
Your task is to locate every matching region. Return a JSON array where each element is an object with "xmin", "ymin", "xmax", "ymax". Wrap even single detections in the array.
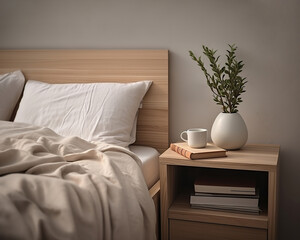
[{"xmin": 0, "ymin": 121, "xmax": 156, "ymax": 240}]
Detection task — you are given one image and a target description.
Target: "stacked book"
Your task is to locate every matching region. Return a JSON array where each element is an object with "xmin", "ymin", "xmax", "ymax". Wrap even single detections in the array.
[{"xmin": 190, "ymin": 169, "xmax": 261, "ymax": 214}]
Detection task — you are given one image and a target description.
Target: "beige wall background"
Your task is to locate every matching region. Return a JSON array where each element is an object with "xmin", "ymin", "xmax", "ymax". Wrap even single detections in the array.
[{"xmin": 0, "ymin": 0, "xmax": 299, "ymax": 238}]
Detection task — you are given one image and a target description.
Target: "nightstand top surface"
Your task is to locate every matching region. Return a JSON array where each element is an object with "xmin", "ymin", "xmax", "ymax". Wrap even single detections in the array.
[{"xmin": 160, "ymin": 144, "xmax": 279, "ymax": 171}]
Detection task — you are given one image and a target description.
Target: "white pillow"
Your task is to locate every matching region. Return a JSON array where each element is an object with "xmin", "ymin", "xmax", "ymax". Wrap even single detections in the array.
[
  {"xmin": 0, "ymin": 70, "xmax": 25, "ymax": 121},
  {"xmin": 14, "ymin": 80, "xmax": 152, "ymax": 147}
]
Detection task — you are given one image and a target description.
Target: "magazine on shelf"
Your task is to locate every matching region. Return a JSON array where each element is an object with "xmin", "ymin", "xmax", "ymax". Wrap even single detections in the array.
[
  {"xmin": 190, "ymin": 203, "xmax": 261, "ymax": 214},
  {"xmin": 190, "ymin": 192, "xmax": 259, "ymax": 208}
]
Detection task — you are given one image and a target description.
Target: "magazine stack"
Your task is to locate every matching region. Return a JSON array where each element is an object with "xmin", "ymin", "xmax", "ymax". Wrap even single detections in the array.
[{"xmin": 190, "ymin": 169, "xmax": 261, "ymax": 214}]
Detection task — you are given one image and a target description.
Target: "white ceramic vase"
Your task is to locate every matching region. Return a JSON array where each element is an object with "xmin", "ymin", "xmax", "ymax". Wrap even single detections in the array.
[{"xmin": 211, "ymin": 112, "xmax": 248, "ymax": 150}]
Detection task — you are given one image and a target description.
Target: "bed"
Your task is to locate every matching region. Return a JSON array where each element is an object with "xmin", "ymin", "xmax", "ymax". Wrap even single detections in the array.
[{"xmin": 0, "ymin": 49, "xmax": 168, "ymax": 240}]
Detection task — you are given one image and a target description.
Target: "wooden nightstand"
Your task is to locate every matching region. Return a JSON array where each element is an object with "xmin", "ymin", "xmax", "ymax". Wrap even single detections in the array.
[{"xmin": 159, "ymin": 144, "xmax": 279, "ymax": 240}]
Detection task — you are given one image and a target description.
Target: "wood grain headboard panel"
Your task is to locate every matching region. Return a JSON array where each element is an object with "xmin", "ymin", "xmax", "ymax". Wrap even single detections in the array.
[{"xmin": 0, "ymin": 49, "xmax": 169, "ymax": 153}]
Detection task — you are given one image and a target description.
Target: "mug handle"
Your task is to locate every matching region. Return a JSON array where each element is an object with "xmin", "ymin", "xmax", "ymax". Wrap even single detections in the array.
[{"xmin": 180, "ymin": 131, "xmax": 188, "ymax": 142}]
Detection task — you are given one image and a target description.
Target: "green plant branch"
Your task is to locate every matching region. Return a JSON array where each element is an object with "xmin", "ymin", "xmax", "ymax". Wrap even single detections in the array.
[{"xmin": 189, "ymin": 44, "xmax": 247, "ymax": 113}]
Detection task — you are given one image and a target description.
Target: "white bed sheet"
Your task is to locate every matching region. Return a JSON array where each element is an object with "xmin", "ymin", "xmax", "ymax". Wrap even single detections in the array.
[
  {"xmin": 0, "ymin": 121, "xmax": 156, "ymax": 240},
  {"xmin": 129, "ymin": 145, "xmax": 160, "ymax": 189}
]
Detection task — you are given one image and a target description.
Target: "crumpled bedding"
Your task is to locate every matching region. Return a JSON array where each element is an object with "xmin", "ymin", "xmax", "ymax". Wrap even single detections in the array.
[{"xmin": 0, "ymin": 121, "xmax": 156, "ymax": 240}]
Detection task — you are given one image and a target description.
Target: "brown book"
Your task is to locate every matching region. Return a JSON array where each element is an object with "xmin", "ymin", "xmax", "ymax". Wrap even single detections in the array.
[{"xmin": 170, "ymin": 142, "xmax": 226, "ymax": 160}]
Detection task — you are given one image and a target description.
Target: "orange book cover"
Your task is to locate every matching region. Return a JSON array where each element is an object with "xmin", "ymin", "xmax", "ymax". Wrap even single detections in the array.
[{"xmin": 170, "ymin": 142, "xmax": 226, "ymax": 160}]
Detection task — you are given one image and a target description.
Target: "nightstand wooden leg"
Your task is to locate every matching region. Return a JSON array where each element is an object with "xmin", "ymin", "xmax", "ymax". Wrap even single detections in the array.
[
  {"xmin": 268, "ymin": 170, "xmax": 278, "ymax": 240},
  {"xmin": 160, "ymin": 164, "xmax": 168, "ymax": 240}
]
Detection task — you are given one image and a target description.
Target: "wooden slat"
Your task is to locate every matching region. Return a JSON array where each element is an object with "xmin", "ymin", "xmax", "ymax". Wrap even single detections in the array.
[
  {"xmin": 0, "ymin": 49, "xmax": 169, "ymax": 152},
  {"xmin": 0, "ymin": 49, "xmax": 168, "ymax": 60},
  {"xmin": 160, "ymin": 164, "xmax": 169, "ymax": 240},
  {"xmin": 268, "ymin": 170, "xmax": 278, "ymax": 240},
  {"xmin": 169, "ymin": 219, "xmax": 267, "ymax": 240},
  {"xmin": 149, "ymin": 180, "xmax": 161, "ymax": 239},
  {"xmin": 160, "ymin": 144, "xmax": 279, "ymax": 171}
]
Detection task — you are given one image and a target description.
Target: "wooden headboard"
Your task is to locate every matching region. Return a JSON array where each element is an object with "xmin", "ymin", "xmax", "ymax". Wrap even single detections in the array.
[{"xmin": 0, "ymin": 49, "xmax": 169, "ymax": 153}]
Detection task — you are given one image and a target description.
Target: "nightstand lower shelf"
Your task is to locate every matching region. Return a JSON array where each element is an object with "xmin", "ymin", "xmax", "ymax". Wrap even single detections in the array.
[
  {"xmin": 169, "ymin": 219, "xmax": 267, "ymax": 240},
  {"xmin": 169, "ymin": 193, "xmax": 268, "ymax": 229},
  {"xmin": 168, "ymin": 193, "xmax": 268, "ymax": 240}
]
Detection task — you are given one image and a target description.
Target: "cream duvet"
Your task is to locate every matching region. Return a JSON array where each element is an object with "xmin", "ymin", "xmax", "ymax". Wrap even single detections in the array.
[{"xmin": 0, "ymin": 121, "xmax": 156, "ymax": 240}]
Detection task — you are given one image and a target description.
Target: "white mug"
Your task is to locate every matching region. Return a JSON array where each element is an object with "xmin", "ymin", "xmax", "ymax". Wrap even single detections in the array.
[{"xmin": 180, "ymin": 128, "xmax": 207, "ymax": 148}]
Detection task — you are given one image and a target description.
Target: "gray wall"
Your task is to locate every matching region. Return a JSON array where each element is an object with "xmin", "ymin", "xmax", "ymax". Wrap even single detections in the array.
[{"xmin": 1, "ymin": 0, "xmax": 299, "ymax": 239}]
